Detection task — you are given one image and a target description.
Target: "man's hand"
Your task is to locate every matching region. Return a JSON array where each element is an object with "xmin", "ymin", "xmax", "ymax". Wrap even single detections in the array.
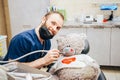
[
  {"xmin": 43, "ymin": 49, "xmax": 60, "ymax": 65},
  {"xmin": 22, "ymin": 49, "xmax": 60, "ymax": 69}
]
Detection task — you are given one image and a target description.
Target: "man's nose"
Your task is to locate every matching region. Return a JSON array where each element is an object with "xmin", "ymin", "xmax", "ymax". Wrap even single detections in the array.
[
  {"xmin": 52, "ymin": 26, "xmax": 57, "ymax": 31},
  {"xmin": 51, "ymin": 26, "xmax": 57, "ymax": 34}
]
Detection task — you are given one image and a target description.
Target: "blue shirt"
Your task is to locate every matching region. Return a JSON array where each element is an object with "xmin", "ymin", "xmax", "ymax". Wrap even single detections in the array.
[{"xmin": 3, "ymin": 29, "xmax": 51, "ymax": 62}]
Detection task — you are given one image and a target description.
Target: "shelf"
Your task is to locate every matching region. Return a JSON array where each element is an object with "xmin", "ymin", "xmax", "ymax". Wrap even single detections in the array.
[{"xmin": 92, "ymin": 2, "xmax": 120, "ymax": 6}]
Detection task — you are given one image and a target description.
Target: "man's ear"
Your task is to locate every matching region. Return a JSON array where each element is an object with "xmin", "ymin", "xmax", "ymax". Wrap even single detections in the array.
[{"xmin": 41, "ymin": 17, "xmax": 46, "ymax": 25}]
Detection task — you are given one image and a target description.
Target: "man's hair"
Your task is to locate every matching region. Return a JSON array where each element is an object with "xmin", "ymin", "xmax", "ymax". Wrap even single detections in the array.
[{"xmin": 44, "ymin": 11, "xmax": 64, "ymax": 20}]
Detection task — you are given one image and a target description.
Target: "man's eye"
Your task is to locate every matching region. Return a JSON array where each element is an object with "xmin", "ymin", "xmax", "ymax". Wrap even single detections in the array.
[
  {"xmin": 52, "ymin": 22, "xmax": 56, "ymax": 25},
  {"xmin": 57, "ymin": 27, "xmax": 61, "ymax": 30}
]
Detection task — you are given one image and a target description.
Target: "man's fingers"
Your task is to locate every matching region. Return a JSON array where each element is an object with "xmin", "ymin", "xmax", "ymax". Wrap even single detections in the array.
[{"xmin": 51, "ymin": 54, "xmax": 59, "ymax": 58}]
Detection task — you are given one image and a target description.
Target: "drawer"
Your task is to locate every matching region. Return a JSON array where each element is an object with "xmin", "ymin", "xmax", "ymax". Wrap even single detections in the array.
[
  {"xmin": 0, "ymin": 52, "xmax": 3, "ymax": 56},
  {"xmin": 0, "ymin": 43, "xmax": 2, "ymax": 46},
  {"xmin": 0, "ymin": 35, "xmax": 7, "ymax": 57}
]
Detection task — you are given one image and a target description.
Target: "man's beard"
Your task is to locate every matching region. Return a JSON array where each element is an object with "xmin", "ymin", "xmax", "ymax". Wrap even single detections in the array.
[{"xmin": 39, "ymin": 24, "xmax": 54, "ymax": 40}]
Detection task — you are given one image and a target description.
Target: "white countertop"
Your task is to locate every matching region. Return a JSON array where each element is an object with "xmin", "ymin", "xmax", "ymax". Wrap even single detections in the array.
[{"xmin": 63, "ymin": 21, "xmax": 120, "ymax": 28}]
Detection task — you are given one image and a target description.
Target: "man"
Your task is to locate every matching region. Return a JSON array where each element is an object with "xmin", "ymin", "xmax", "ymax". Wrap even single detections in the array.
[{"xmin": 3, "ymin": 11, "xmax": 64, "ymax": 69}]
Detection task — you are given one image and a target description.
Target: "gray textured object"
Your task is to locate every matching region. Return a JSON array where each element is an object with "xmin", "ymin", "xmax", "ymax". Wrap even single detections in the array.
[
  {"xmin": 0, "ymin": 66, "xmax": 8, "ymax": 80},
  {"xmin": 49, "ymin": 33, "xmax": 101, "ymax": 80},
  {"xmin": 49, "ymin": 55, "xmax": 101, "ymax": 80},
  {"xmin": 56, "ymin": 67, "xmax": 99, "ymax": 80}
]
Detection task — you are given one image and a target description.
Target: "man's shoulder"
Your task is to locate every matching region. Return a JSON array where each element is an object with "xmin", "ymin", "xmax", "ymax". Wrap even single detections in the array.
[
  {"xmin": 19, "ymin": 29, "xmax": 35, "ymax": 37},
  {"xmin": 13, "ymin": 29, "xmax": 35, "ymax": 39},
  {"xmin": 9, "ymin": 29, "xmax": 36, "ymax": 45}
]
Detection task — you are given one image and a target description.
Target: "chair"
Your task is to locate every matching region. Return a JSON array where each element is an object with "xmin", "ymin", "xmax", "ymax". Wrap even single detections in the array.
[{"xmin": 81, "ymin": 39, "xmax": 106, "ymax": 80}]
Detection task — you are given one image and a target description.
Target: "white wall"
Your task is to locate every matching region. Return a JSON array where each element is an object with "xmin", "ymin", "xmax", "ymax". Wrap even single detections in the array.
[
  {"xmin": 50, "ymin": 0, "xmax": 120, "ymax": 21},
  {"xmin": 8, "ymin": 0, "xmax": 50, "ymax": 37}
]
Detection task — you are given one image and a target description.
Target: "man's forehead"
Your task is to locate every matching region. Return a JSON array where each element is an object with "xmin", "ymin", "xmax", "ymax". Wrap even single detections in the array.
[
  {"xmin": 48, "ymin": 13, "xmax": 62, "ymax": 19},
  {"xmin": 47, "ymin": 13, "xmax": 64, "ymax": 26}
]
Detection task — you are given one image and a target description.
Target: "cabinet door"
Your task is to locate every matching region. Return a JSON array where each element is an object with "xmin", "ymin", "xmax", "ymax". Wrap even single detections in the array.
[
  {"xmin": 87, "ymin": 28, "xmax": 111, "ymax": 65},
  {"xmin": 51, "ymin": 28, "xmax": 86, "ymax": 49},
  {"xmin": 111, "ymin": 28, "xmax": 120, "ymax": 66}
]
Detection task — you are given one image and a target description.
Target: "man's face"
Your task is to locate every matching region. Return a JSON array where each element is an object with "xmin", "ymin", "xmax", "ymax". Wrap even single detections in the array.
[{"xmin": 43, "ymin": 13, "xmax": 64, "ymax": 36}]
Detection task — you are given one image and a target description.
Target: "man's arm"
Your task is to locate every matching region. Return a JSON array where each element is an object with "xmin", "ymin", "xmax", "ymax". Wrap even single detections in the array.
[
  {"xmin": 22, "ymin": 58, "xmax": 46, "ymax": 68},
  {"xmin": 21, "ymin": 49, "xmax": 60, "ymax": 69}
]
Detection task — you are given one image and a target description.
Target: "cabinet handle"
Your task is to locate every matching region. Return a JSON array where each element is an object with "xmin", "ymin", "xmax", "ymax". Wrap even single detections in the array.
[
  {"xmin": 0, "ymin": 43, "xmax": 2, "ymax": 46},
  {"xmin": 0, "ymin": 47, "xmax": 2, "ymax": 51},
  {"xmin": 93, "ymin": 26, "xmax": 104, "ymax": 29},
  {"xmin": 0, "ymin": 52, "xmax": 3, "ymax": 56}
]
